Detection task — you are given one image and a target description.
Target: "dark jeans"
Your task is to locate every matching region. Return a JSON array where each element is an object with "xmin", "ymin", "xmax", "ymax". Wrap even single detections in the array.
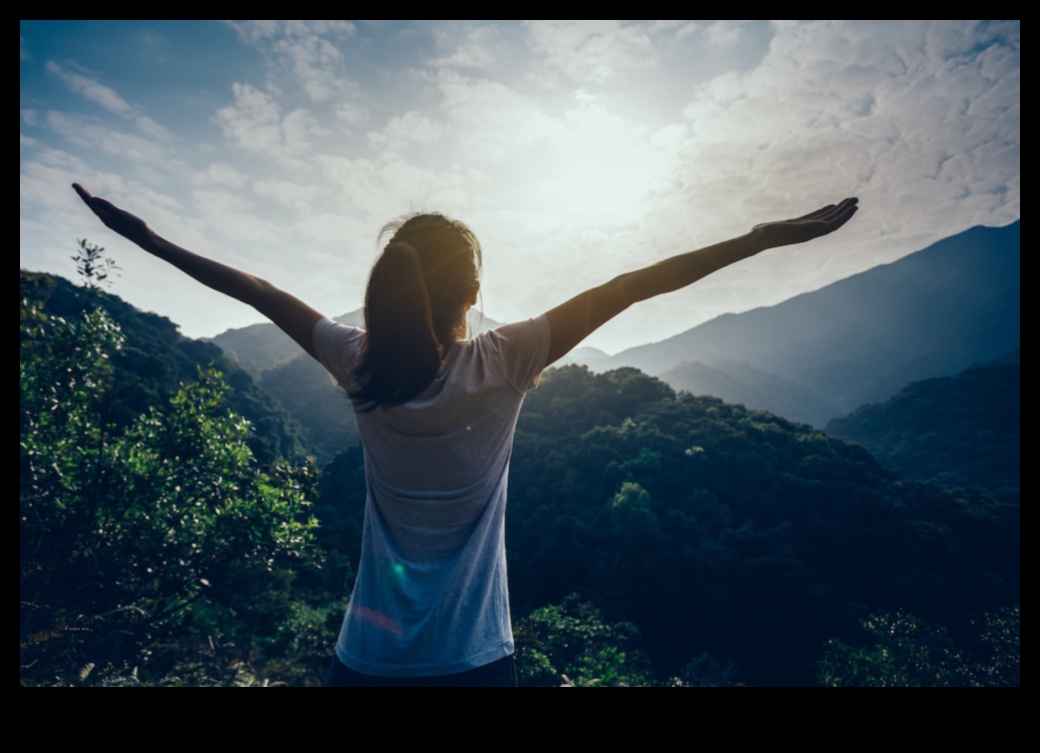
[{"xmin": 325, "ymin": 654, "xmax": 516, "ymax": 687}]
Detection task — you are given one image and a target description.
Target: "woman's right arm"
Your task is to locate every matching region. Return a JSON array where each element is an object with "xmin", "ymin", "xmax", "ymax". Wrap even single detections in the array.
[
  {"xmin": 542, "ymin": 198, "xmax": 858, "ymax": 366},
  {"xmin": 73, "ymin": 184, "xmax": 325, "ymax": 359}
]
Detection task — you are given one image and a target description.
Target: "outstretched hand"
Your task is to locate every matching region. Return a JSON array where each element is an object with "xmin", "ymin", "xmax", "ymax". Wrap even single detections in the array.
[
  {"xmin": 73, "ymin": 183, "xmax": 155, "ymax": 248},
  {"xmin": 751, "ymin": 197, "xmax": 858, "ymax": 250}
]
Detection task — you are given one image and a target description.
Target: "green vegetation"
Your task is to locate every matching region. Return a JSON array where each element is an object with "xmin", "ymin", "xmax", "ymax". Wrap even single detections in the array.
[
  {"xmin": 819, "ymin": 607, "xmax": 1020, "ymax": 687},
  {"xmin": 20, "ymin": 249, "xmax": 320, "ymax": 686},
  {"xmin": 826, "ymin": 358, "xmax": 1020, "ymax": 496}
]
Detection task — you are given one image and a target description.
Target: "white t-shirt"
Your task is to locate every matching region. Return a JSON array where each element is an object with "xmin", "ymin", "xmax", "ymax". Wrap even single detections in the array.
[{"xmin": 312, "ymin": 314, "xmax": 551, "ymax": 676}]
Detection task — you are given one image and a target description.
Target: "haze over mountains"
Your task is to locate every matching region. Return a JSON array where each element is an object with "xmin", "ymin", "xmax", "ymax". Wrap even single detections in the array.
[
  {"xmin": 563, "ymin": 221, "xmax": 1020, "ymax": 425},
  {"xmin": 211, "ymin": 220, "xmax": 1020, "ymax": 438}
]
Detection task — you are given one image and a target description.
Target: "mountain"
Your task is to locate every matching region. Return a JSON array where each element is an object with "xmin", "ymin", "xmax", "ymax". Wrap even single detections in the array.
[
  {"xmin": 825, "ymin": 352, "xmax": 1020, "ymax": 493},
  {"xmin": 660, "ymin": 358, "xmax": 843, "ymax": 428},
  {"xmin": 583, "ymin": 222, "xmax": 1020, "ymax": 426}
]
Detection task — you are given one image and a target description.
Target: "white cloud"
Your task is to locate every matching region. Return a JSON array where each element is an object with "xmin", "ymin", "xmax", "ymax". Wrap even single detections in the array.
[
  {"xmin": 45, "ymin": 111, "xmax": 169, "ymax": 164},
  {"xmin": 191, "ymin": 188, "xmax": 282, "ymax": 244},
  {"xmin": 335, "ymin": 102, "xmax": 368, "ymax": 127},
  {"xmin": 45, "ymin": 60, "xmax": 174, "ymax": 141},
  {"xmin": 433, "ymin": 71, "xmax": 560, "ymax": 164},
  {"xmin": 225, "ymin": 20, "xmax": 357, "ymax": 104},
  {"xmin": 367, "ymin": 111, "xmax": 444, "ymax": 149},
  {"xmin": 706, "ymin": 21, "xmax": 745, "ymax": 49},
  {"xmin": 253, "ymin": 179, "xmax": 319, "ymax": 213},
  {"xmin": 525, "ymin": 20, "xmax": 655, "ymax": 84},
  {"xmin": 214, "ymin": 83, "xmax": 318, "ymax": 166},
  {"xmin": 46, "ymin": 60, "xmax": 134, "ymax": 116},
  {"xmin": 431, "ymin": 25, "xmax": 500, "ymax": 69},
  {"xmin": 193, "ymin": 161, "xmax": 246, "ymax": 187}
]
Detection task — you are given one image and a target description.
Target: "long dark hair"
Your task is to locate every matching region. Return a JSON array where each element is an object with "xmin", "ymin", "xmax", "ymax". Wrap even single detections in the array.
[{"xmin": 350, "ymin": 213, "xmax": 482, "ymax": 410}]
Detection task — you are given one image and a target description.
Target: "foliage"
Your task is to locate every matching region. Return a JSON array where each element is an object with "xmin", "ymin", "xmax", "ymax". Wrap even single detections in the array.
[
  {"xmin": 819, "ymin": 607, "xmax": 1020, "ymax": 687},
  {"xmin": 259, "ymin": 353, "xmax": 360, "ymax": 465},
  {"xmin": 71, "ymin": 238, "xmax": 120, "ymax": 290},
  {"xmin": 826, "ymin": 358, "xmax": 1020, "ymax": 496},
  {"xmin": 514, "ymin": 595, "xmax": 651, "ymax": 687},
  {"xmin": 313, "ymin": 363, "xmax": 1019, "ymax": 685},
  {"xmin": 20, "ymin": 252, "xmax": 321, "ymax": 685},
  {"xmin": 21, "ymin": 270, "xmax": 307, "ymax": 465}
]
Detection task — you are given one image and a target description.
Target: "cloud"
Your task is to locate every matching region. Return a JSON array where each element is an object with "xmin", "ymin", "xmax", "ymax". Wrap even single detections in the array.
[
  {"xmin": 705, "ymin": 21, "xmax": 746, "ymax": 49},
  {"xmin": 253, "ymin": 178, "xmax": 320, "ymax": 213},
  {"xmin": 525, "ymin": 20, "xmax": 655, "ymax": 84},
  {"xmin": 225, "ymin": 20, "xmax": 357, "ymax": 104},
  {"xmin": 430, "ymin": 24, "xmax": 500, "ymax": 69},
  {"xmin": 46, "ymin": 60, "xmax": 135, "ymax": 116},
  {"xmin": 214, "ymin": 83, "xmax": 320, "ymax": 166},
  {"xmin": 367, "ymin": 111, "xmax": 444, "ymax": 149},
  {"xmin": 190, "ymin": 188, "xmax": 282, "ymax": 244},
  {"xmin": 432, "ymin": 71, "xmax": 560, "ymax": 164},
  {"xmin": 193, "ymin": 161, "xmax": 246, "ymax": 187},
  {"xmin": 45, "ymin": 60, "xmax": 173, "ymax": 142},
  {"xmin": 44, "ymin": 111, "xmax": 169, "ymax": 164}
]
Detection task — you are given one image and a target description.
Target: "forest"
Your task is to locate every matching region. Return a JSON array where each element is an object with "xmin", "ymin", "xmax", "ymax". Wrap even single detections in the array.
[{"xmin": 20, "ymin": 247, "xmax": 1020, "ymax": 686}]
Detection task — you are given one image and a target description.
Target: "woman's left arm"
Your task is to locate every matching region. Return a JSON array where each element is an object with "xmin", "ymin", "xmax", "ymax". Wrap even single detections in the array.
[{"xmin": 73, "ymin": 184, "xmax": 324, "ymax": 358}]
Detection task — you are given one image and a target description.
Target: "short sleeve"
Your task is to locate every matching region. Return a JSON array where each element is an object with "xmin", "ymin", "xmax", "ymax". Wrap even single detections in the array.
[
  {"xmin": 484, "ymin": 314, "xmax": 551, "ymax": 393},
  {"xmin": 311, "ymin": 317, "xmax": 365, "ymax": 389}
]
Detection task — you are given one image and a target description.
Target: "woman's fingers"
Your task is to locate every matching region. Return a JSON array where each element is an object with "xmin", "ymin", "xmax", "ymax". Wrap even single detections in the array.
[
  {"xmin": 795, "ymin": 204, "xmax": 836, "ymax": 222},
  {"xmin": 73, "ymin": 183, "xmax": 111, "ymax": 219},
  {"xmin": 72, "ymin": 183, "xmax": 93, "ymax": 203}
]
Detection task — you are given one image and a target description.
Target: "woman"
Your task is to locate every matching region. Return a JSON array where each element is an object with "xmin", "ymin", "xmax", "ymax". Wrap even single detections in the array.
[{"xmin": 73, "ymin": 183, "xmax": 857, "ymax": 685}]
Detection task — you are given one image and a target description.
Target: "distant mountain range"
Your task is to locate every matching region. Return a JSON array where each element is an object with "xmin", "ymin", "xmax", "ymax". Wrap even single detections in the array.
[{"xmin": 572, "ymin": 221, "xmax": 1020, "ymax": 426}]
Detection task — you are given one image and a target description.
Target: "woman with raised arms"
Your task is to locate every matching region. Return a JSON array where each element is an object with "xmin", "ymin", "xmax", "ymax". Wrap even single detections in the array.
[{"xmin": 74, "ymin": 183, "xmax": 857, "ymax": 686}]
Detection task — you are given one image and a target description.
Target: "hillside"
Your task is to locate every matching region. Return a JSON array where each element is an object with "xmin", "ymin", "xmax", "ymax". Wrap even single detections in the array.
[
  {"xmin": 20, "ymin": 271, "xmax": 307, "ymax": 465},
  {"xmin": 826, "ymin": 353, "xmax": 1020, "ymax": 493},
  {"xmin": 316, "ymin": 364, "xmax": 1020, "ymax": 685},
  {"xmin": 591, "ymin": 221, "xmax": 1020, "ymax": 425}
]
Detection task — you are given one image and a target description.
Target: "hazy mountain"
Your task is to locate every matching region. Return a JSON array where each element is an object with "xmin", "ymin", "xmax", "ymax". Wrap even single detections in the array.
[
  {"xmin": 554, "ymin": 345, "xmax": 612, "ymax": 371},
  {"xmin": 825, "ymin": 351, "xmax": 1020, "ymax": 493},
  {"xmin": 661, "ymin": 358, "xmax": 843, "ymax": 428},
  {"xmin": 580, "ymin": 221, "xmax": 1019, "ymax": 425},
  {"xmin": 209, "ymin": 308, "xmax": 364, "ymax": 379}
]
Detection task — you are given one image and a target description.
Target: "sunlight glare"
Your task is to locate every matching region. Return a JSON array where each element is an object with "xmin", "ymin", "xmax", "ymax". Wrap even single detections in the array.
[{"xmin": 535, "ymin": 103, "xmax": 670, "ymax": 221}]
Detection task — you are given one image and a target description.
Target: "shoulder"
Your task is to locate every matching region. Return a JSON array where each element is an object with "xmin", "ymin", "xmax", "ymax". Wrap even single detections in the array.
[
  {"xmin": 470, "ymin": 315, "xmax": 551, "ymax": 393},
  {"xmin": 311, "ymin": 318, "xmax": 365, "ymax": 388}
]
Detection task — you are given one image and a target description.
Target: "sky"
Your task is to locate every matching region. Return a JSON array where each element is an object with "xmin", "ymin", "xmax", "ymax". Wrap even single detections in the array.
[{"xmin": 20, "ymin": 21, "xmax": 1020, "ymax": 354}]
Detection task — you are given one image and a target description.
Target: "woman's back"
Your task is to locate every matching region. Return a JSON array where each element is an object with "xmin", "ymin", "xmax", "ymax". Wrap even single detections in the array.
[{"xmin": 313, "ymin": 314, "xmax": 550, "ymax": 676}]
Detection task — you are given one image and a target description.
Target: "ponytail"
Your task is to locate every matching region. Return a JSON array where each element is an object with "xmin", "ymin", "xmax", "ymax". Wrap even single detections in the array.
[
  {"xmin": 351, "ymin": 242, "xmax": 442, "ymax": 410},
  {"xmin": 351, "ymin": 213, "xmax": 482, "ymax": 410}
]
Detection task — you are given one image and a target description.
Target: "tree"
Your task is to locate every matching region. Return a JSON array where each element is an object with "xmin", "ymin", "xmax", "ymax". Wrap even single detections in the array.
[
  {"xmin": 20, "ymin": 244, "xmax": 320, "ymax": 685},
  {"xmin": 818, "ymin": 608, "xmax": 1020, "ymax": 687},
  {"xmin": 514, "ymin": 595, "xmax": 650, "ymax": 686}
]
